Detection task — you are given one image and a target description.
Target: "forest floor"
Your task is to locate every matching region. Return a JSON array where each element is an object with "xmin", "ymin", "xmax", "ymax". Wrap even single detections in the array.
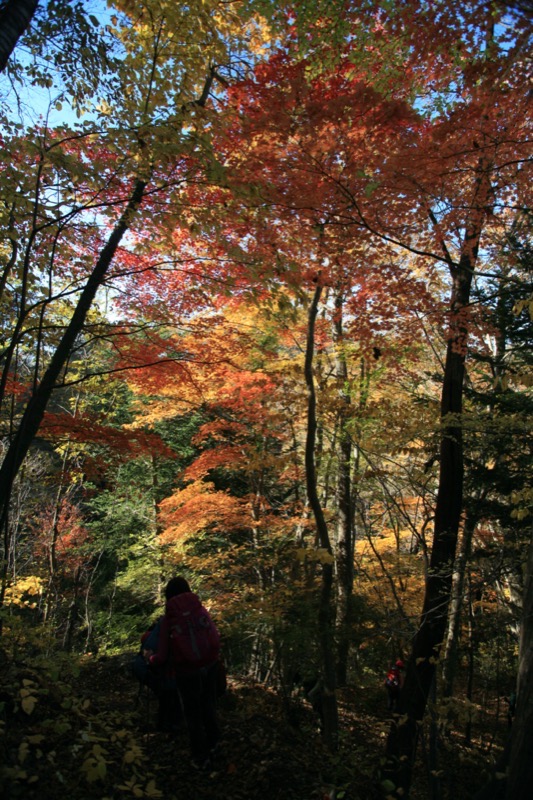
[{"xmin": 1, "ymin": 645, "xmax": 509, "ymax": 800}]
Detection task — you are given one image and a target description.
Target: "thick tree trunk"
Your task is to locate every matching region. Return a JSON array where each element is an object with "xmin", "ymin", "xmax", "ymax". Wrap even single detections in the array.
[
  {"xmin": 0, "ymin": 0, "xmax": 39, "ymax": 71},
  {"xmin": 382, "ymin": 309, "xmax": 470, "ymax": 796},
  {"xmin": 381, "ymin": 158, "xmax": 491, "ymax": 797},
  {"xmin": 0, "ymin": 179, "xmax": 147, "ymax": 560},
  {"xmin": 304, "ymin": 282, "xmax": 339, "ymax": 749}
]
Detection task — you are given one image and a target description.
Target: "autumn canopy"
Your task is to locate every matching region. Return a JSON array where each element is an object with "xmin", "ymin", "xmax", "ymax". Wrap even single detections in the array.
[{"xmin": 0, "ymin": 1, "xmax": 531, "ymax": 799}]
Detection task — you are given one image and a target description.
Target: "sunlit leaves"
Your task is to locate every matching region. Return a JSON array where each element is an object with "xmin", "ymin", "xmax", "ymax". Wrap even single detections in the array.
[
  {"xmin": 108, "ymin": 0, "xmax": 273, "ymax": 123},
  {"xmin": 19, "ymin": 681, "xmax": 38, "ymax": 715},
  {"xmin": 81, "ymin": 743, "xmax": 108, "ymax": 782},
  {"xmin": 159, "ymin": 479, "xmax": 252, "ymax": 546}
]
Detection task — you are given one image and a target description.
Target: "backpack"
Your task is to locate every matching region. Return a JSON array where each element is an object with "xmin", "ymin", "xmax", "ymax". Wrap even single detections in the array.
[
  {"xmin": 385, "ymin": 667, "xmax": 400, "ymax": 690},
  {"xmin": 166, "ymin": 592, "xmax": 220, "ymax": 669},
  {"xmin": 142, "ymin": 621, "xmax": 161, "ymax": 652},
  {"xmin": 130, "ymin": 620, "xmax": 161, "ymax": 685}
]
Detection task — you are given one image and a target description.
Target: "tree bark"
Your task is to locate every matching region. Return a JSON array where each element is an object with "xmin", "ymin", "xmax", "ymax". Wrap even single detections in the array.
[
  {"xmin": 0, "ymin": 0, "xmax": 39, "ymax": 71},
  {"xmin": 441, "ymin": 515, "xmax": 475, "ymax": 697},
  {"xmin": 304, "ymin": 282, "xmax": 339, "ymax": 749},
  {"xmin": 506, "ymin": 532, "xmax": 533, "ymax": 800},
  {"xmin": 332, "ymin": 289, "xmax": 354, "ymax": 686},
  {"xmin": 382, "ymin": 157, "xmax": 492, "ymax": 797}
]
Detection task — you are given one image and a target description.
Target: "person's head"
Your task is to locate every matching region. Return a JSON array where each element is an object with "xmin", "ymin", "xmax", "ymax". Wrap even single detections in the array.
[
  {"xmin": 395, "ymin": 659, "xmax": 405, "ymax": 669},
  {"xmin": 165, "ymin": 576, "xmax": 191, "ymax": 600}
]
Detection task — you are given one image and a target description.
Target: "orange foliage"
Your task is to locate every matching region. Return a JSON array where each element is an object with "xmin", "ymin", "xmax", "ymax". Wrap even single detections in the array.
[{"xmin": 159, "ymin": 480, "xmax": 254, "ymax": 546}]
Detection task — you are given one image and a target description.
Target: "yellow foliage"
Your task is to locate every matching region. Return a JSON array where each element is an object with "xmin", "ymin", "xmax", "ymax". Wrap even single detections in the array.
[
  {"xmin": 108, "ymin": 0, "xmax": 273, "ymax": 128},
  {"xmin": 5, "ymin": 576, "xmax": 45, "ymax": 607},
  {"xmin": 20, "ymin": 682, "xmax": 38, "ymax": 715},
  {"xmin": 511, "ymin": 487, "xmax": 532, "ymax": 519},
  {"xmin": 512, "ymin": 295, "xmax": 533, "ymax": 319},
  {"xmin": 81, "ymin": 744, "xmax": 108, "ymax": 783},
  {"xmin": 144, "ymin": 779, "xmax": 163, "ymax": 798},
  {"xmin": 18, "ymin": 742, "xmax": 30, "ymax": 764},
  {"xmin": 20, "ymin": 693, "xmax": 37, "ymax": 715},
  {"xmin": 117, "ymin": 778, "xmax": 145, "ymax": 796},
  {"xmin": 296, "ymin": 547, "xmax": 334, "ymax": 565},
  {"xmin": 123, "ymin": 741, "xmax": 143, "ymax": 765},
  {"xmin": 354, "ymin": 525, "xmax": 428, "ymax": 631}
]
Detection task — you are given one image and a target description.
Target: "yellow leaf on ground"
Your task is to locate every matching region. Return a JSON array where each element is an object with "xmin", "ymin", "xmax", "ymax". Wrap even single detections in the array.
[
  {"xmin": 145, "ymin": 779, "xmax": 163, "ymax": 797},
  {"xmin": 18, "ymin": 742, "xmax": 30, "ymax": 763},
  {"xmin": 21, "ymin": 695, "xmax": 37, "ymax": 714}
]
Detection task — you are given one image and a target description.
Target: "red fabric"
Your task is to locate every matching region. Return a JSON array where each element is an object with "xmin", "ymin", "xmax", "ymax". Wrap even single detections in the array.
[{"xmin": 150, "ymin": 592, "xmax": 220, "ymax": 674}]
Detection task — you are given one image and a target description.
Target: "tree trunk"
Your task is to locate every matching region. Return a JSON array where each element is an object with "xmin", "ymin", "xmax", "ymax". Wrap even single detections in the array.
[
  {"xmin": 442, "ymin": 515, "xmax": 475, "ymax": 697},
  {"xmin": 304, "ymin": 282, "xmax": 339, "ymax": 749},
  {"xmin": 464, "ymin": 573, "xmax": 475, "ymax": 747},
  {"xmin": 0, "ymin": 0, "xmax": 39, "ymax": 71},
  {"xmin": 62, "ymin": 566, "xmax": 81, "ymax": 652},
  {"xmin": 381, "ymin": 157, "xmax": 492, "ymax": 797},
  {"xmin": 428, "ymin": 674, "xmax": 442, "ymax": 800},
  {"xmin": 333, "ymin": 290, "xmax": 354, "ymax": 687},
  {"xmin": 506, "ymin": 532, "xmax": 533, "ymax": 800},
  {"xmin": 0, "ymin": 179, "xmax": 147, "ymax": 560}
]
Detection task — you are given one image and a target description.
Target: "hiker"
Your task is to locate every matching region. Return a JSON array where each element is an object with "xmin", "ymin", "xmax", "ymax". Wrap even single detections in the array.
[
  {"xmin": 384, "ymin": 658, "xmax": 405, "ymax": 711},
  {"xmin": 289, "ymin": 669, "xmax": 324, "ymax": 729},
  {"xmin": 149, "ymin": 576, "xmax": 221, "ymax": 769},
  {"xmin": 505, "ymin": 690, "xmax": 517, "ymax": 728},
  {"xmin": 302, "ymin": 677, "xmax": 324, "ymax": 729}
]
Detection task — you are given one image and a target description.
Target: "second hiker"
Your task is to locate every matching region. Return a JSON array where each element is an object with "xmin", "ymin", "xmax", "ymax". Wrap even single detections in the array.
[
  {"xmin": 384, "ymin": 658, "xmax": 405, "ymax": 712},
  {"xmin": 149, "ymin": 577, "xmax": 221, "ymax": 769}
]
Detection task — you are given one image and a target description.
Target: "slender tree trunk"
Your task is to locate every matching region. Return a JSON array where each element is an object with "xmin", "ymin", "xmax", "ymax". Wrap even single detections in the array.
[
  {"xmin": 464, "ymin": 573, "xmax": 475, "ymax": 746},
  {"xmin": 0, "ymin": 0, "xmax": 39, "ymax": 72},
  {"xmin": 0, "ymin": 179, "xmax": 147, "ymax": 553},
  {"xmin": 428, "ymin": 675, "xmax": 442, "ymax": 800},
  {"xmin": 333, "ymin": 290, "xmax": 354, "ymax": 686},
  {"xmin": 304, "ymin": 282, "xmax": 339, "ymax": 749},
  {"xmin": 506, "ymin": 531, "xmax": 533, "ymax": 799},
  {"xmin": 382, "ymin": 157, "xmax": 492, "ymax": 797},
  {"xmin": 43, "ymin": 443, "xmax": 74, "ymax": 623},
  {"xmin": 0, "ymin": 456, "xmax": 28, "ymax": 613},
  {"xmin": 150, "ymin": 453, "xmax": 166, "ymax": 604},
  {"xmin": 442, "ymin": 515, "xmax": 475, "ymax": 697},
  {"xmin": 62, "ymin": 566, "xmax": 81, "ymax": 651},
  {"xmin": 0, "ymin": 155, "xmax": 45, "ymax": 415},
  {"xmin": 82, "ymin": 549, "xmax": 103, "ymax": 654},
  {"xmin": 0, "ymin": 514, "xmax": 10, "ymax": 621},
  {"xmin": 43, "ymin": 506, "xmax": 60, "ymax": 624}
]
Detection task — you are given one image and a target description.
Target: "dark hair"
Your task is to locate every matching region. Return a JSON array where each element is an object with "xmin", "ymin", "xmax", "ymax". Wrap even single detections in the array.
[{"xmin": 165, "ymin": 576, "xmax": 191, "ymax": 600}]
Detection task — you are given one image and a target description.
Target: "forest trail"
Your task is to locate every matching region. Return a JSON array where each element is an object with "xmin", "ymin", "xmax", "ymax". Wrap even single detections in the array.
[
  {"xmin": 2, "ymin": 648, "xmax": 378, "ymax": 800},
  {"xmin": 75, "ymin": 655, "xmax": 382, "ymax": 800},
  {"xmin": 1, "ymin": 646, "xmax": 501, "ymax": 800}
]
